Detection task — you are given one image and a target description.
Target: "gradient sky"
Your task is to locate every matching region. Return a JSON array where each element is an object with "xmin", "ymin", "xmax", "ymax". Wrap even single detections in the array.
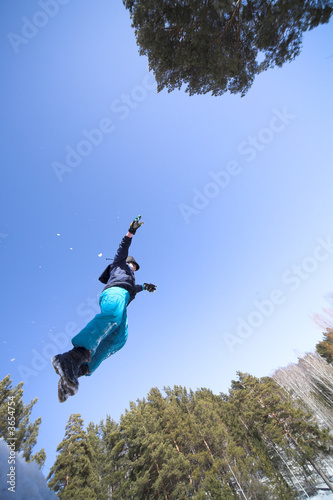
[{"xmin": 1, "ymin": 0, "xmax": 333, "ymax": 479}]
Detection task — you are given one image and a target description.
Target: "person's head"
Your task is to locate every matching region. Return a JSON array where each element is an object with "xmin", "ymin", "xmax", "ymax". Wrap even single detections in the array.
[
  {"xmin": 126, "ymin": 256, "xmax": 140, "ymax": 272},
  {"xmin": 128, "ymin": 262, "xmax": 138, "ymax": 272}
]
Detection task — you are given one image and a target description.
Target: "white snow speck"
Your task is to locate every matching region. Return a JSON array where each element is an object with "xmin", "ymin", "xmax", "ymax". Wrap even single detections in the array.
[
  {"xmin": 57, "ymin": 233, "xmax": 60, "ymax": 236},
  {"xmin": 98, "ymin": 253, "xmax": 103, "ymax": 257},
  {"xmin": 10, "ymin": 358, "xmax": 15, "ymax": 362},
  {"xmin": 70, "ymin": 248, "xmax": 73, "ymax": 250}
]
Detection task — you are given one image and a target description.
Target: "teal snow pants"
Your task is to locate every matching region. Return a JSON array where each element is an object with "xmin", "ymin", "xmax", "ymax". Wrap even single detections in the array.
[{"xmin": 71, "ymin": 286, "xmax": 130, "ymax": 375}]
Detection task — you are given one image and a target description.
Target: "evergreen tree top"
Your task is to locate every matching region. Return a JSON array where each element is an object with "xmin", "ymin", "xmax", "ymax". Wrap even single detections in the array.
[{"xmin": 123, "ymin": 0, "xmax": 333, "ymax": 96}]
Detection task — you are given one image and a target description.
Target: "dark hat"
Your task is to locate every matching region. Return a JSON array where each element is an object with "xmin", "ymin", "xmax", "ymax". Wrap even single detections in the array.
[{"xmin": 126, "ymin": 256, "xmax": 140, "ymax": 270}]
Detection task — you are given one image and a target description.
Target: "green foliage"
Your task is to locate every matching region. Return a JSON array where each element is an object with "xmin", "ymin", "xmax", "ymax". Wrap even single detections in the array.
[
  {"xmin": 94, "ymin": 416, "xmax": 125, "ymax": 499},
  {"xmin": 228, "ymin": 373, "xmax": 332, "ymax": 457},
  {"xmin": 47, "ymin": 414, "xmax": 100, "ymax": 499},
  {"xmin": 0, "ymin": 374, "xmax": 45, "ymax": 468},
  {"xmin": 123, "ymin": 0, "xmax": 333, "ymax": 96},
  {"xmin": 225, "ymin": 372, "xmax": 333, "ymax": 496},
  {"xmin": 48, "ymin": 367, "xmax": 333, "ymax": 497},
  {"xmin": 316, "ymin": 328, "xmax": 333, "ymax": 363}
]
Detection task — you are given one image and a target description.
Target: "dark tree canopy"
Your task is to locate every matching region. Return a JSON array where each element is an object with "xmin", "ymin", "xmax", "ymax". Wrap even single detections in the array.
[
  {"xmin": 316, "ymin": 327, "xmax": 333, "ymax": 363},
  {"xmin": 123, "ymin": 0, "xmax": 333, "ymax": 96},
  {"xmin": 47, "ymin": 366, "xmax": 333, "ymax": 498},
  {"xmin": 0, "ymin": 375, "xmax": 45, "ymax": 468},
  {"xmin": 47, "ymin": 414, "xmax": 100, "ymax": 499}
]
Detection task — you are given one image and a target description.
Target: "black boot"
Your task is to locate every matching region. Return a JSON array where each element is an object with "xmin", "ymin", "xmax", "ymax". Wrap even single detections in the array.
[
  {"xmin": 78, "ymin": 363, "xmax": 90, "ymax": 377},
  {"xmin": 58, "ymin": 379, "xmax": 71, "ymax": 403},
  {"xmin": 57, "ymin": 362, "xmax": 90, "ymax": 403},
  {"xmin": 52, "ymin": 347, "xmax": 91, "ymax": 396}
]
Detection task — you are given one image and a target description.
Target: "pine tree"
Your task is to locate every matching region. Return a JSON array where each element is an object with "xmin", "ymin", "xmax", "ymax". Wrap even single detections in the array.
[
  {"xmin": 313, "ymin": 295, "xmax": 333, "ymax": 363},
  {"xmin": 316, "ymin": 327, "xmax": 333, "ymax": 364},
  {"xmin": 150, "ymin": 387, "xmax": 202, "ymax": 499},
  {"xmin": 0, "ymin": 374, "xmax": 45, "ymax": 467},
  {"xmin": 172, "ymin": 387, "xmax": 236, "ymax": 497},
  {"xmin": 47, "ymin": 413, "xmax": 100, "ymax": 499},
  {"xmin": 117, "ymin": 389, "xmax": 185, "ymax": 499},
  {"xmin": 46, "ymin": 370, "xmax": 333, "ymax": 498},
  {"xmin": 98, "ymin": 416, "xmax": 125, "ymax": 499},
  {"xmin": 123, "ymin": 0, "xmax": 333, "ymax": 96},
  {"xmin": 86, "ymin": 421, "xmax": 107, "ymax": 498},
  {"xmin": 227, "ymin": 372, "xmax": 333, "ymax": 496},
  {"xmin": 274, "ymin": 352, "xmax": 333, "ymax": 432},
  {"xmin": 222, "ymin": 381, "xmax": 298, "ymax": 499}
]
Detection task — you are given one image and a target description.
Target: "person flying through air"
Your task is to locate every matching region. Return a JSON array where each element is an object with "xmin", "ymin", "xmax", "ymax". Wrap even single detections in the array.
[{"xmin": 51, "ymin": 215, "xmax": 157, "ymax": 402}]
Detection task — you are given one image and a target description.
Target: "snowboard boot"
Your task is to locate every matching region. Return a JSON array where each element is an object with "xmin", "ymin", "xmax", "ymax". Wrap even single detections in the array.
[
  {"xmin": 52, "ymin": 347, "xmax": 91, "ymax": 396},
  {"xmin": 58, "ymin": 378, "xmax": 70, "ymax": 403},
  {"xmin": 57, "ymin": 362, "xmax": 90, "ymax": 403},
  {"xmin": 78, "ymin": 363, "xmax": 90, "ymax": 377}
]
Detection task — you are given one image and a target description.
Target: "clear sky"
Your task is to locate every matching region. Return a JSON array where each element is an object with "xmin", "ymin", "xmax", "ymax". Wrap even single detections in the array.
[{"xmin": 1, "ymin": 0, "xmax": 333, "ymax": 479}]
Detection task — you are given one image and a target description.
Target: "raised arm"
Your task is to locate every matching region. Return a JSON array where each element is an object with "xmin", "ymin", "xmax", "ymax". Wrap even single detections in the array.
[
  {"xmin": 113, "ymin": 216, "xmax": 144, "ymax": 264},
  {"xmin": 128, "ymin": 215, "xmax": 144, "ymax": 236},
  {"xmin": 112, "ymin": 235, "xmax": 132, "ymax": 265}
]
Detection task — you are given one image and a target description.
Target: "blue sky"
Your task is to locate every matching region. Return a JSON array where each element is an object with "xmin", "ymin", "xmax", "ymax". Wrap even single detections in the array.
[{"xmin": 1, "ymin": 0, "xmax": 333, "ymax": 478}]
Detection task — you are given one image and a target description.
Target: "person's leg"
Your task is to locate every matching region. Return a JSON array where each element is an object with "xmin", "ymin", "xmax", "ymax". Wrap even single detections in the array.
[
  {"xmin": 52, "ymin": 346, "xmax": 91, "ymax": 396},
  {"xmin": 58, "ymin": 361, "xmax": 91, "ymax": 403},
  {"xmin": 85, "ymin": 313, "xmax": 128, "ymax": 375},
  {"xmin": 52, "ymin": 287, "xmax": 130, "ymax": 401},
  {"xmin": 71, "ymin": 288, "xmax": 127, "ymax": 354}
]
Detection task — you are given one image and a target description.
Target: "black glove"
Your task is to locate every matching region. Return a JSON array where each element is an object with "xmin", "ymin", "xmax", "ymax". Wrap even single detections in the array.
[
  {"xmin": 144, "ymin": 283, "xmax": 157, "ymax": 293},
  {"xmin": 128, "ymin": 215, "xmax": 144, "ymax": 235}
]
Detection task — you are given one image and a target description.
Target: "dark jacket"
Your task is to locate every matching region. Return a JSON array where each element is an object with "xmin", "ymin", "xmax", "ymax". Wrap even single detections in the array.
[{"xmin": 98, "ymin": 235, "xmax": 143, "ymax": 304}]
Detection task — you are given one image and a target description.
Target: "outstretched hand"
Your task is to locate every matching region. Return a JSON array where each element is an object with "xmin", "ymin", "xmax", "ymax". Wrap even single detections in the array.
[
  {"xmin": 128, "ymin": 215, "xmax": 144, "ymax": 235},
  {"xmin": 144, "ymin": 283, "xmax": 157, "ymax": 293}
]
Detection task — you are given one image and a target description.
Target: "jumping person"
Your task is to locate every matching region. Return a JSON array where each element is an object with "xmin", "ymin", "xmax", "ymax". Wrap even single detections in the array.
[{"xmin": 51, "ymin": 215, "xmax": 157, "ymax": 402}]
